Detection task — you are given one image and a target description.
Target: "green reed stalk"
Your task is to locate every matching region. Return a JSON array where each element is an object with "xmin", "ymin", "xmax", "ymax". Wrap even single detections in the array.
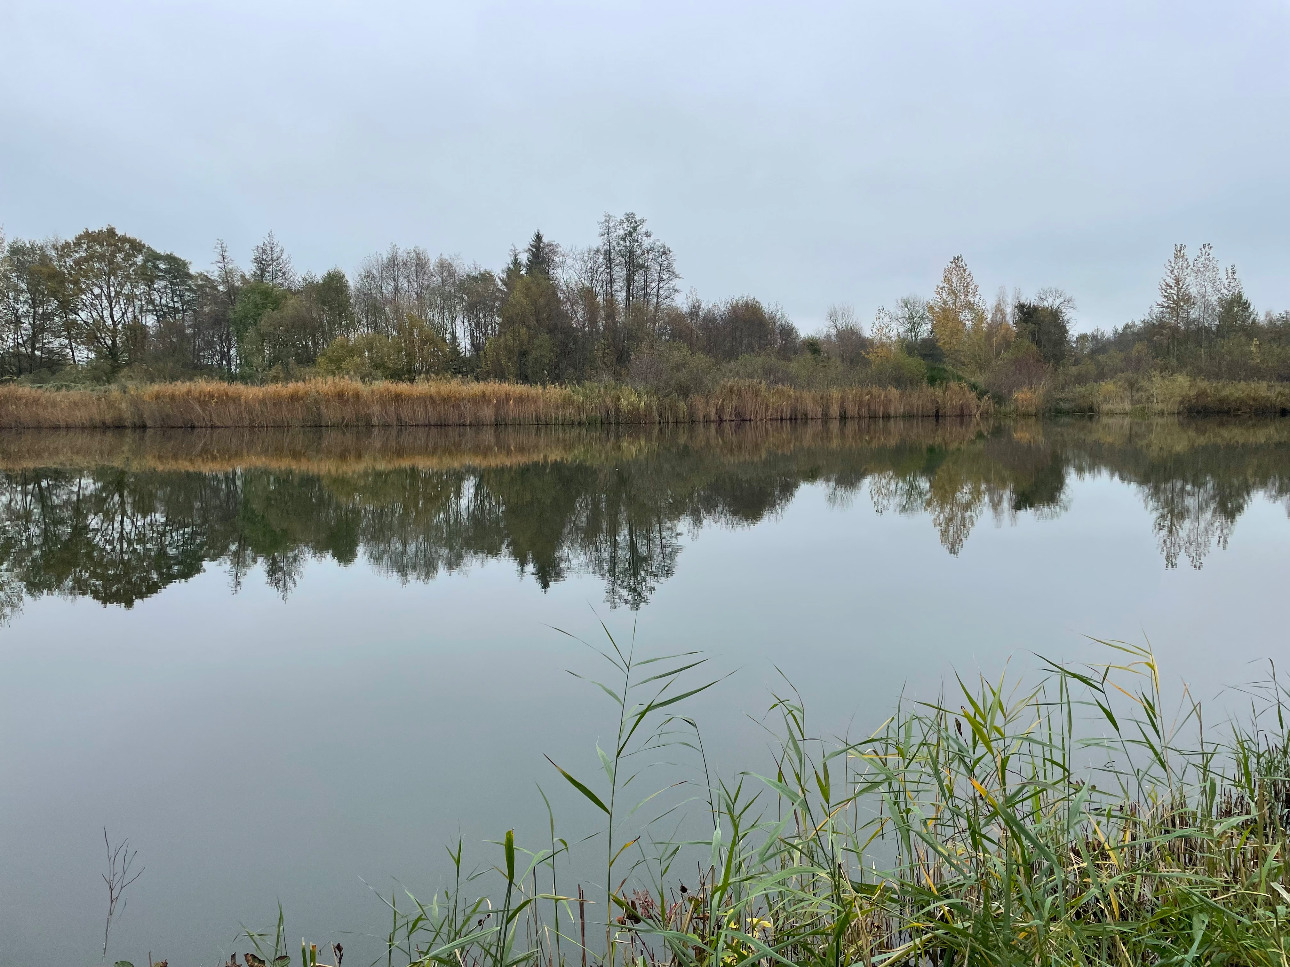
[{"xmin": 242, "ymin": 636, "xmax": 1290, "ymax": 967}]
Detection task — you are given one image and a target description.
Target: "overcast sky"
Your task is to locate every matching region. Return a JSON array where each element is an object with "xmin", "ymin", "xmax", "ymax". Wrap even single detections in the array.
[{"xmin": 2, "ymin": 0, "xmax": 1287, "ymax": 332}]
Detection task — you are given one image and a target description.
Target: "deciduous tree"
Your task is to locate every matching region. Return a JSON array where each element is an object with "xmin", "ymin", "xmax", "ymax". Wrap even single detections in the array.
[
  {"xmin": 61, "ymin": 227, "xmax": 154, "ymax": 373},
  {"xmin": 929, "ymin": 255, "xmax": 986, "ymax": 372}
]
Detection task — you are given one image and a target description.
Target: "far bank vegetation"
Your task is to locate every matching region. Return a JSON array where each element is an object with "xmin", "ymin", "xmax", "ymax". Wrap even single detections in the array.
[{"xmin": 2, "ymin": 216, "xmax": 1288, "ymax": 419}]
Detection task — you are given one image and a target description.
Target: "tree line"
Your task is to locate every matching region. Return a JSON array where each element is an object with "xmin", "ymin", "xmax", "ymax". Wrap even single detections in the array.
[
  {"xmin": 0, "ymin": 215, "xmax": 786, "ymax": 385},
  {"xmin": 2, "ymin": 217, "xmax": 1287, "ymax": 396}
]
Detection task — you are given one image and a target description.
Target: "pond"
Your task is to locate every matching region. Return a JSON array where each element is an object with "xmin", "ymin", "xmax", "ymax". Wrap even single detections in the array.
[{"xmin": 2, "ymin": 418, "xmax": 1288, "ymax": 966}]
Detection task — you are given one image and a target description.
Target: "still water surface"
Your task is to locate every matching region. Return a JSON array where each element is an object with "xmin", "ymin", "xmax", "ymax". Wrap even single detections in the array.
[{"xmin": 1, "ymin": 419, "xmax": 1288, "ymax": 965}]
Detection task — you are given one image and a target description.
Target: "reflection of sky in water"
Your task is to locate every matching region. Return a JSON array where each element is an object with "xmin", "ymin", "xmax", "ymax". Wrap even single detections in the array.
[{"xmin": 1, "ymin": 421, "xmax": 1288, "ymax": 966}]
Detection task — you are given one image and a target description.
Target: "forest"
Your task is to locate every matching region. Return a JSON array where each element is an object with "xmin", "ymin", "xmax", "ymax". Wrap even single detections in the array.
[{"xmin": 2, "ymin": 215, "xmax": 1288, "ymax": 408}]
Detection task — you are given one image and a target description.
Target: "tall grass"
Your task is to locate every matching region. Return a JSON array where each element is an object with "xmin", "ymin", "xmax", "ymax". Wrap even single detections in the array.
[
  {"xmin": 0, "ymin": 378, "xmax": 987, "ymax": 429},
  {"xmin": 1048, "ymin": 375, "xmax": 1290, "ymax": 417},
  {"xmin": 331, "ymin": 640, "xmax": 1290, "ymax": 967}
]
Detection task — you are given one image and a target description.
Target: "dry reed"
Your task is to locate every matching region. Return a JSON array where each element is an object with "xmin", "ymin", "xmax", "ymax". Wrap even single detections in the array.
[
  {"xmin": 1048, "ymin": 375, "xmax": 1290, "ymax": 416},
  {"xmin": 0, "ymin": 378, "xmax": 988, "ymax": 429}
]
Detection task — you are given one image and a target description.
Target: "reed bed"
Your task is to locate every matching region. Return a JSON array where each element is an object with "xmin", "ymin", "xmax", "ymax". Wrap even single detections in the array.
[
  {"xmin": 296, "ymin": 639, "xmax": 1290, "ymax": 967},
  {"xmin": 1049, "ymin": 376, "xmax": 1290, "ymax": 417},
  {"xmin": 0, "ymin": 379, "xmax": 987, "ymax": 429}
]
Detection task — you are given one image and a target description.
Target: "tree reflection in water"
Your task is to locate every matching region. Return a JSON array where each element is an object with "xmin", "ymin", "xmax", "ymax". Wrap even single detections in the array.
[{"xmin": 1, "ymin": 419, "xmax": 1287, "ymax": 619}]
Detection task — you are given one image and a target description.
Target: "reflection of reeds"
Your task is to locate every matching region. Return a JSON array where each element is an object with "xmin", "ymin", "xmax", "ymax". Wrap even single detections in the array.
[
  {"xmin": 1052, "ymin": 414, "xmax": 1290, "ymax": 456},
  {"xmin": 0, "ymin": 379, "xmax": 987, "ymax": 429},
  {"xmin": 0, "ymin": 419, "xmax": 992, "ymax": 473},
  {"xmin": 5, "ymin": 416, "xmax": 1286, "ymax": 476}
]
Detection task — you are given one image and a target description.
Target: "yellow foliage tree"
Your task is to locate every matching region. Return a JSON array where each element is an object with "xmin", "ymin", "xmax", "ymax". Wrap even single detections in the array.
[{"xmin": 929, "ymin": 255, "xmax": 986, "ymax": 372}]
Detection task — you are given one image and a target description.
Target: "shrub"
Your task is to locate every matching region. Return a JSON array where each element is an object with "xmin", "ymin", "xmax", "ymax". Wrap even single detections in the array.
[{"xmin": 627, "ymin": 343, "xmax": 715, "ymax": 398}]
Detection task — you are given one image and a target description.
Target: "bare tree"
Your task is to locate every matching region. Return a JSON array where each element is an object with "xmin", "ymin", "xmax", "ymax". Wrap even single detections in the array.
[
  {"xmin": 823, "ymin": 303, "xmax": 867, "ymax": 365},
  {"xmin": 870, "ymin": 305, "xmax": 898, "ymax": 346},
  {"xmin": 102, "ymin": 828, "xmax": 144, "ymax": 957},
  {"xmin": 354, "ymin": 245, "xmax": 467, "ymax": 343},
  {"xmin": 202, "ymin": 239, "xmax": 244, "ymax": 371},
  {"xmin": 461, "ymin": 266, "xmax": 503, "ymax": 357},
  {"xmin": 429, "ymin": 255, "xmax": 466, "ymax": 343},
  {"xmin": 1191, "ymin": 242, "xmax": 1220, "ymax": 354},
  {"xmin": 894, "ymin": 295, "xmax": 931, "ymax": 343},
  {"xmin": 1035, "ymin": 286, "xmax": 1076, "ymax": 316}
]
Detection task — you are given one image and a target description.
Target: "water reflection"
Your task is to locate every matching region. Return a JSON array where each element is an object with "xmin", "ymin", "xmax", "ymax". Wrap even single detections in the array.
[{"xmin": 1, "ymin": 419, "xmax": 1287, "ymax": 618}]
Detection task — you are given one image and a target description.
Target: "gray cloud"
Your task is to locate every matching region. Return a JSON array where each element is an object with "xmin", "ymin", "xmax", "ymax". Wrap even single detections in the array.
[{"xmin": 2, "ymin": 0, "xmax": 1287, "ymax": 331}]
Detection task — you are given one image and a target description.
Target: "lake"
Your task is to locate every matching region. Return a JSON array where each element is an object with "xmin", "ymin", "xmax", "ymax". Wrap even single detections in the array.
[{"xmin": 2, "ymin": 418, "xmax": 1288, "ymax": 966}]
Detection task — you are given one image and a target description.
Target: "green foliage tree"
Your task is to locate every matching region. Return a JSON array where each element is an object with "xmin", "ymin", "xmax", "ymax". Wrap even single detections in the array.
[
  {"xmin": 61, "ymin": 227, "xmax": 155, "ymax": 373},
  {"xmin": 391, "ymin": 314, "xmax": 454, "ymax": 378},
  {"xmin": 483, "ymin": 296, "xmax": 557, "ymax": 383},
  {"xmin": 1216, "ymin": 264, "xmax": 1256, "ymax": 336},
  {"xmin": 317, "ymin": 332, "xmax": 395, "ymax": 380},
  {"xmin": 1, "ymin": 239, "xmax": 62, "ymax": 374},
  {"xmin": 523, "ymin": 230, "xmax": 556, "ymax": 278},
  {"xmin": 231, "ymin": 281, "xmax": 291, "ymax": 375},
  {"xmin": 1156, "ymin": 243, "xmax": 1194, "ymax": 363},
  {"xmin": 483, "ymin": 255, "xmax": 579, "ymax": 382},
  {"xmin": 317, "ymin": 313, "xmax": 451, "ymax": 381},
  {"xmin": 1014, "ymin": 300, "xmax": 1071, "ymax": 366}
]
